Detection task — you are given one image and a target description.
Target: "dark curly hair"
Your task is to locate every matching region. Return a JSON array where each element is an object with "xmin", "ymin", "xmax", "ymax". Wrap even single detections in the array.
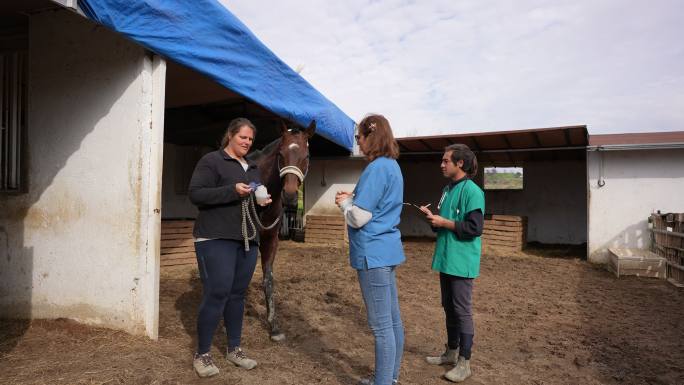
[{"xmin": 445, "ymin": 143, "xmax": 478, "ymax": 178}]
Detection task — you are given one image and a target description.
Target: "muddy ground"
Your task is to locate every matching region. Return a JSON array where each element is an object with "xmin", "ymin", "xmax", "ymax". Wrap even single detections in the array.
[{"xmin": 1, "ymin": 241, "xmax": 683, "ymax": 385}]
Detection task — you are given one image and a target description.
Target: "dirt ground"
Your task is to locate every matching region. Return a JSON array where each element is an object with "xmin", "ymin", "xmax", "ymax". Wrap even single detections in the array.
[{"xmin": 1, "ymin": 240, "xmax": 683, "ymax": 385}]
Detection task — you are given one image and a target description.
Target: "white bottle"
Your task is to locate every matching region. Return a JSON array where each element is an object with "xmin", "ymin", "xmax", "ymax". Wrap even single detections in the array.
[{"xmin": 255, "ymin": 185, "xmax": 269, "ymax": 205}]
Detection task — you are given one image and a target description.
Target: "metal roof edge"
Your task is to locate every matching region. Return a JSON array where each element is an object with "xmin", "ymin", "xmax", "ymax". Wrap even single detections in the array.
[
  {"xmin": 588, "ymin": 131, "xmax": 684, "ymax": 146},
  {"xmin": 396, "ymin": 125, "xmax": 588, "ymax": 141},
  {"xmin": 587, "ymin": 143, "xmax": 684, "ymax": 151}
]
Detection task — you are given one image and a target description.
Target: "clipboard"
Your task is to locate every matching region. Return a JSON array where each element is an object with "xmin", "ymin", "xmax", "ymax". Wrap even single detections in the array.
[{"xmin": 403, "ymin": 202, "xmax": 432, "ymax": 222}]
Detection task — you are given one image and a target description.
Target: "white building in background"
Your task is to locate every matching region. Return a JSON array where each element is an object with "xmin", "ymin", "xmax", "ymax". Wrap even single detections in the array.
[
  {"xmin": 0, "ymin": 1, "xmax": 353, "ymax": 338},
  {"xmin": 586, "ymin": 132, "xmax": 684, "ymax": 263}
]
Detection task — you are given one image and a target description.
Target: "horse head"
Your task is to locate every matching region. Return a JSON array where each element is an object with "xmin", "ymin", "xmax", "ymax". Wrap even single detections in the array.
[{"xmin": 278, "ymin": 120, "xmax": 315, "ymax": 209}]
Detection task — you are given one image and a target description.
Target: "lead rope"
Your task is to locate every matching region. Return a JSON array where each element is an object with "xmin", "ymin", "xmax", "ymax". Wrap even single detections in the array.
[{"xmin": 240, "ymin": 193, "xmax": 280, "ymax": 251}]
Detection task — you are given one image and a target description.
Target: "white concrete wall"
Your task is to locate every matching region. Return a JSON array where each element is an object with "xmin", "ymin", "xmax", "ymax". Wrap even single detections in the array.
[
  {"xmin": 0, "ymin": 10, "xmax": 165, "ymax": 337},
  {"xmin": 587, "ymin": 149, "xmax": 684, "ymax": 263},
  {"xmin": 399, "ymin": 159, "xmax": 587, "ymax": 244},
  {"xmin": 304, "ymin": 158, "xmax": 365, "ymax": 218}
]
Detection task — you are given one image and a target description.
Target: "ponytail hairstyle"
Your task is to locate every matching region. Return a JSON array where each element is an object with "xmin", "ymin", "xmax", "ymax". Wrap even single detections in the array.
[{"xmin": 445, "ymin": 143, "xmax": 478, "ymax": 178}]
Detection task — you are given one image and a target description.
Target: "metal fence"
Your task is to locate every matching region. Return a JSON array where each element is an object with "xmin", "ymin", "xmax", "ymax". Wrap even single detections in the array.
[
  {"xmin": 279, "ymin": 208, "xmax": 304, "ymax": 241},
  {"xmin": 650, "ymin": 212, "xmax": 684, "ymax": 287}
]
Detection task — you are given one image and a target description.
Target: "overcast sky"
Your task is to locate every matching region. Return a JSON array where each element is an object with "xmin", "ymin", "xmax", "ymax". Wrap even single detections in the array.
[{"xmin": 221, "ymin": 0, "xmax": 684, "ymax": 138}]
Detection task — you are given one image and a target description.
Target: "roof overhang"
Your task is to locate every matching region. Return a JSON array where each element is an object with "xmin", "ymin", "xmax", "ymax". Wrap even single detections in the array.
[
  {"xmin": 1, "ymin": 1, "xmax": 63, "ymax": 52},
  {"xmin": 162, "ymin": 61, "xmax": 350, "ymax": 156},
  {"xmin": 397, "ymin": 125, "xmax": 588, "ymax": 165}
]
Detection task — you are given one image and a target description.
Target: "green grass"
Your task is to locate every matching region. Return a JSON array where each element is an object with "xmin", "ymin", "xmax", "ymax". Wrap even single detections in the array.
[{"xmin": 484, "ymin": 172, "xmax": 523, "ymax": 190}]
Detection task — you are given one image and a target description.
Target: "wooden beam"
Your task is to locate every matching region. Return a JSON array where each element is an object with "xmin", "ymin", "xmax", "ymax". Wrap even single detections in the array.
[
  {"xmin": 418, "ymin": 139, "xmax": 434, "ymax": 151},
  {"xmin": 501, "ymin": 134, "xmax": 514, "ymax": 164},
  {"xmin": 532, "ymin": 131, "xmax": 542, "ymax": 147},
  {"xmin": 470, "ymin": 136, "xmax": 482, "ymax": 152}
]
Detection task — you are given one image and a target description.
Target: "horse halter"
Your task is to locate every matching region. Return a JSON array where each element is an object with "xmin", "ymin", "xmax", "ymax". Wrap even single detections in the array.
[
  {"xmin": 277, "ymin": 149, "xmax": 308, "ymax": 183},
  {"xmin": 279, "ymin": 164, "xmax": 306, "ymax": 182}
]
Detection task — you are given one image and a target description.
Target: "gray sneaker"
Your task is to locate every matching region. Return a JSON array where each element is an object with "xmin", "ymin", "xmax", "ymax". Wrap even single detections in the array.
[
  {"xmin": 193, "ymin": 352, "xmax": 219, "ymax": 378},
  {"xmin": 226, "ymin": 346, "xmax": 257, "ymax": 370},
  {"xmin": 444, "ymin": 356, "xmax": 471, "ymax": 382},
  {"xmin": 426, "ymin": 344, "xmax": 459, "ymax": 365}
]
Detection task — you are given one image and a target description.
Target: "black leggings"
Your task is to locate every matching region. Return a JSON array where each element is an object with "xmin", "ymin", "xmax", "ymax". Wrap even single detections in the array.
[
  {"xmin": 195, "ymin": 239, "xmax": 257, "ymax": 354},
  {"xmin": 440, "ymin": 273, "xmax": 474, "ymax": 359}
]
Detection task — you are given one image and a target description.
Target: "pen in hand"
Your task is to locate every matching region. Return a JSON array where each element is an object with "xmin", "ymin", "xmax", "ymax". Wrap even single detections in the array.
[{"xmin": 419, "ymin": 203, "xmax": 433, "ymax": 216}]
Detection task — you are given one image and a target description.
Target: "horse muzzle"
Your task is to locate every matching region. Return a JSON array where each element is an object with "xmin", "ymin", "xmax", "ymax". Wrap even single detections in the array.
[{"xmin": 282, "ymin": 190, "xmax": 298, "ymax": 209}]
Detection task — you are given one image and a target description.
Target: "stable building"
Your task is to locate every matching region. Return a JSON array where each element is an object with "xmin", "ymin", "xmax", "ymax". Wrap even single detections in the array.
[
  {"xmin": 304, "ymin": 126, "xmax": 684, "ymax": 265},
  {"xmin": 586, "ymin": 131, "xmax": 684, "ymax": 263},
  {"xmin": 0, "ymin": 0, "xmax": 353, "ymax": 338}
]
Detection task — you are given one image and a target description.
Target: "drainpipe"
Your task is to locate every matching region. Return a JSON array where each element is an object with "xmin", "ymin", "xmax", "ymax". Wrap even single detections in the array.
[
  {"xmin": 586, "ymin": 142, "xmax": 684, "ymax": 188},
  {"xmin": 586, "ymin": 143, "xmax": 684, "ymax": 151}
]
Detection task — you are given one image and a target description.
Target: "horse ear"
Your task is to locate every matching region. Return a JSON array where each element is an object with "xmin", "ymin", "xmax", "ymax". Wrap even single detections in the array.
[
  {"xmin": 280, "ymin": 120, "xmax": 289, "ymax": 133},
  {"xmin": 305, "ymin": 120, "xmax": 316, "ymax": 138}
]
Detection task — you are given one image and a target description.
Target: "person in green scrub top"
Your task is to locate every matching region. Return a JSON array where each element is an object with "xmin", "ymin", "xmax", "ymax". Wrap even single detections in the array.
[{"xmin": 419, "ymin": 143, "xmax": 484, "ymax": 383}]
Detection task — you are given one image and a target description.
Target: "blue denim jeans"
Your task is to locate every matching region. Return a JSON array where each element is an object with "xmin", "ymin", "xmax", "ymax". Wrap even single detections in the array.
[{"xmin": 357, "ymin": 265, "xmax": 404, "ymax": 385}]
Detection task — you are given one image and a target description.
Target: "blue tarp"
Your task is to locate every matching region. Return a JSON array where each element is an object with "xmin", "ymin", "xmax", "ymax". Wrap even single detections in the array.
[{"xmin": 78, "ymin": 0, "xmax": 354, "ymax": 150}]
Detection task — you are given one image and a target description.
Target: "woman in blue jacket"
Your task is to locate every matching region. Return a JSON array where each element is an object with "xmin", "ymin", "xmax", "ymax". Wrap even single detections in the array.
[{"xmin": 336, "ymin": 114, "xmax": 405, "ymax": 385}]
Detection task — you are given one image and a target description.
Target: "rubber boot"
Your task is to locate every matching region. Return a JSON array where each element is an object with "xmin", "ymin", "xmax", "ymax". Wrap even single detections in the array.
[{"xmin": 444, "ymin": 356, "xmax": 471, "ymax": 382}]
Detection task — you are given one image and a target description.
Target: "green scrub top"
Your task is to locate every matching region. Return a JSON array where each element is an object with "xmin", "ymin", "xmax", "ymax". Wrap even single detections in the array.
[{"xmin": 431, "ymin": 179, "xmax": 485, "ymax": 278}]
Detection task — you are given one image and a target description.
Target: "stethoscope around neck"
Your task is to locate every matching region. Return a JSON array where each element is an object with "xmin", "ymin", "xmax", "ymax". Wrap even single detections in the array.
[{"xmin": 438, "ymin": 178, "xmax": 469, "ymax": 216}]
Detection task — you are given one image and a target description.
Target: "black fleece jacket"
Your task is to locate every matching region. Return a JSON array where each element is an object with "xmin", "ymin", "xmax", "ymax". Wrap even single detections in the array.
[{"xmin": 189, "ymin": 150, "xmax": 262, "ymax": 242}]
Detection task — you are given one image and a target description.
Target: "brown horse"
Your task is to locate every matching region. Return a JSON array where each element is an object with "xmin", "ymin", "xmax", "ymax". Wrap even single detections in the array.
[{"xmin": 248, "ymin": 120, "xmax": 315, "ymax": 341}]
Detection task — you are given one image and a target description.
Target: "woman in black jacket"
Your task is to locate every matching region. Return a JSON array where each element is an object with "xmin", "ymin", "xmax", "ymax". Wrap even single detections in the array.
[{"xmin": 188, "ymin": 117, "xmax": 271, "ymax": 378}]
